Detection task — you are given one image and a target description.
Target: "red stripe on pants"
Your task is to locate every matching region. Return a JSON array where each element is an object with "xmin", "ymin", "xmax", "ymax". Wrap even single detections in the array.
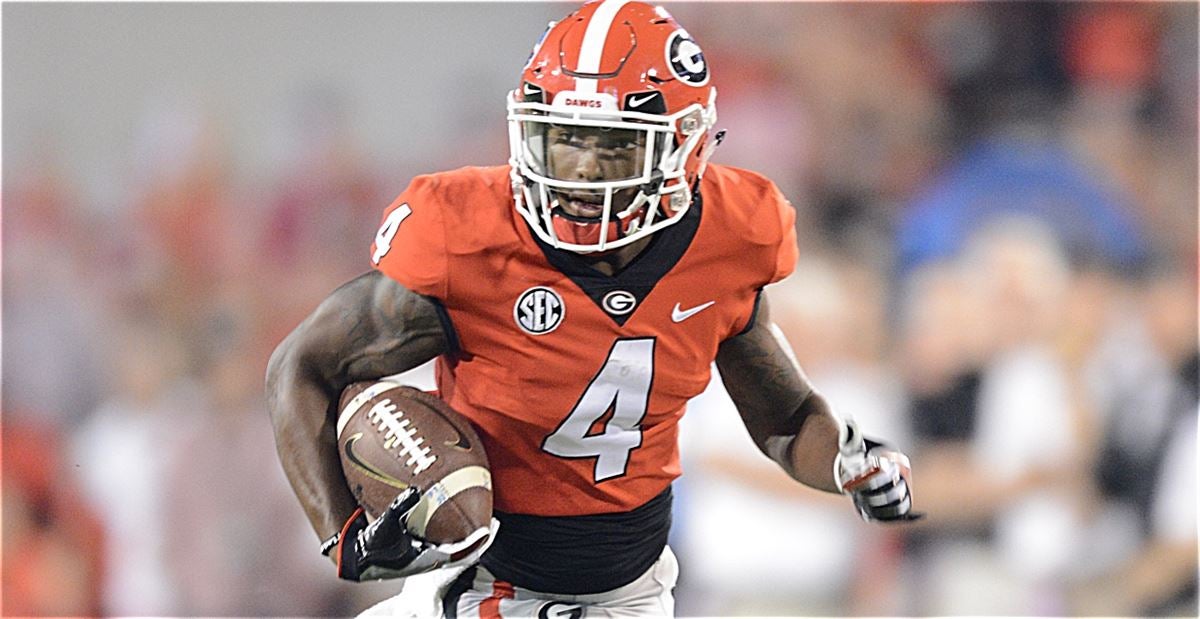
[{"xmin": 480, "ymin": 580, "xmax": 514, "ymax": 619}]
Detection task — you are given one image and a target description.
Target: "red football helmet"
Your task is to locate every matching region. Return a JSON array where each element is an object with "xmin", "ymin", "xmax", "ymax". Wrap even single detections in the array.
[{"xmin": 507, "ymin": 0, "xmax": 719, "ymax": 253}]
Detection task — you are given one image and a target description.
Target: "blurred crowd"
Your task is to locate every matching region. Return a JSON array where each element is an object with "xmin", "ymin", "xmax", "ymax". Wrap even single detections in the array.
[{"xmin": 4, "ymin": 2, "xmax": 1196, "ymax": 617}]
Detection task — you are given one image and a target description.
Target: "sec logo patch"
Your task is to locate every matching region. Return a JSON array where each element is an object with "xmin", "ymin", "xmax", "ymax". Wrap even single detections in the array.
[{"xmin": 515, "ymin": 286, "xmax": 565, "ymax": 335}]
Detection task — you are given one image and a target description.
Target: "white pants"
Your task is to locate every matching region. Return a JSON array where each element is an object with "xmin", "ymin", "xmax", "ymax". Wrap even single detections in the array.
[{"xmin": 360, "ymin": 546, "xmax": 679, "ymax": 618}]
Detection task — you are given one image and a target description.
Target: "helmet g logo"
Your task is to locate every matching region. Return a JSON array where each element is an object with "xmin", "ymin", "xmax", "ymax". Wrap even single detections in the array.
[
  {"xmin": 666, "ymin": 30, "xmax": 708, "ymax": 86},
  {"xmin": 515, "ymin": 286, "xmax": 565, "ymax": 335}
]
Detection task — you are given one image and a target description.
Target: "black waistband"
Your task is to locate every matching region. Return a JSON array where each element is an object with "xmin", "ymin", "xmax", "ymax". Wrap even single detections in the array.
[{"xmin": 479, "ymin": 486, "xmax": 672, "ymax": 595}]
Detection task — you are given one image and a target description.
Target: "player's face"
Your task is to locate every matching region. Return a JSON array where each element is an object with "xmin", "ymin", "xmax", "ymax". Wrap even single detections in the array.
[{"xmin": 544, "ymin": 124, "xmax": 645, "ymax": 218}]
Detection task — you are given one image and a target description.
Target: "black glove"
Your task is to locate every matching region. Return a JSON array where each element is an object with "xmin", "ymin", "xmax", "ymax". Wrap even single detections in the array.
[
  {"xmin": 835, "ymin": 419, "xmax": 923, "ymax": 522},
  {"xmin": 331, "ymin": 487, "xmax": 425, "ymax": 581},
  {"xmin": 322, "ymin": 486, "xmax": 500, "ymax": 582}
]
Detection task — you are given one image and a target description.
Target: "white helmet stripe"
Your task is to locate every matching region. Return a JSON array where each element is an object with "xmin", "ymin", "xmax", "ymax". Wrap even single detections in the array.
[{"xmin": 574, "ymin": 0, "xmax": 631, "ymax": 94}]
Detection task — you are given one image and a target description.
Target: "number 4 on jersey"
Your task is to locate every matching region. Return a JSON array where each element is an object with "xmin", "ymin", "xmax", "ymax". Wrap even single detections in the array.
[
  {"xmin": 542, "ymin": 338, "xmax": 655, "ymax": 482},
  {"xmin": 372, "ymin": 203, "xmax": 412, "ymax": 264}
]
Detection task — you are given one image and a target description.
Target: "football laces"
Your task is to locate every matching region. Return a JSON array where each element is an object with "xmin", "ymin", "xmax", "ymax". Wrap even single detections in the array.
[{"xmin": 366, "ymin": 400, "xmax": 437, "ymax": 475}]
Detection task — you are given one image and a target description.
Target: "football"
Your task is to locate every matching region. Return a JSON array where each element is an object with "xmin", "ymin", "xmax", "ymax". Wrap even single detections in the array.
[{"xmin": 336, "ymin": 380, "xmax": 492, "ymax": 545}]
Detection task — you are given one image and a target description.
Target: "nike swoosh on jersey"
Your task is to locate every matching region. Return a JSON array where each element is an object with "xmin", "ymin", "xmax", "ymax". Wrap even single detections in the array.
[
  {"xmin": 671, "ymin": 300, "xmax": 715, "ymax": 322},
  {"xmin": 343, "ymin": 433, "xmax": 410, "ymax": 489}
]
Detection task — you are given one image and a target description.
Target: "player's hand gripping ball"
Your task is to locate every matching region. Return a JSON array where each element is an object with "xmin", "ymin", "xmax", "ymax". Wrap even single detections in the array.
[{"xmin": 336, "ymin": 381, "xmax": 493, "ymax": 545}]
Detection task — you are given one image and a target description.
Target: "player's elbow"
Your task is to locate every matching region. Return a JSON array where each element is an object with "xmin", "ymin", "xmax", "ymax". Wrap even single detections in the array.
[
  {"xmin": 264, "ymin": 320, "xmax": 326, "ymax": 426},
  {"xmin": 264, "ymin": 331, "xmax": 299, "ymax": 424}
]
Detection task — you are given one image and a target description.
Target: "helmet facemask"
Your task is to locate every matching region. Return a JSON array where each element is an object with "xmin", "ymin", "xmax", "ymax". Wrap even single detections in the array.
[{"xmin": 508, "ymin": 90, "xmax": 716, "ymax": 254}]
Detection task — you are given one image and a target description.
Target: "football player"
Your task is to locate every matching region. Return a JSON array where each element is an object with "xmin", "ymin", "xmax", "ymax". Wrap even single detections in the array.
[{"xmin": 266, "ymin": 1, "xmax": 919, "ymax": 616}]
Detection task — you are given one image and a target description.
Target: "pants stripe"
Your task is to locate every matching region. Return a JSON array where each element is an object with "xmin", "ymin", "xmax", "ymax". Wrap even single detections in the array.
[{"xmin": 480, "ymin": 580, "xmax": 514, "ymax": 619}]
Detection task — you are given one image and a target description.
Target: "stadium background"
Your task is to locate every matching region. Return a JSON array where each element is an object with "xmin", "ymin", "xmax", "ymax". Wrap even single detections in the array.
[{"xmin": 3, "ymin": 2, "xmax": 1196, "ymax": 616}]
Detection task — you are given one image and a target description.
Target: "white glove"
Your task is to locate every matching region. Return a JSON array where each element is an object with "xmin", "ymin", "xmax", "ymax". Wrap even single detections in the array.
[{"xmin": 834, "ymin": 418, "xmax": 922, "ymax": 522}]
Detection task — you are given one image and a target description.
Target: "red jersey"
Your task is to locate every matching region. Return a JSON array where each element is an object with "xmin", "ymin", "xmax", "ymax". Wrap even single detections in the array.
[{"xmin": 372, "ymin": 164, "xmax": 797, "ymax": 516}]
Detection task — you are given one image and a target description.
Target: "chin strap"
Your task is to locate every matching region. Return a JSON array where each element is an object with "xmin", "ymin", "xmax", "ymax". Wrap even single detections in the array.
[{"xmin": 695, "ymin": 129, "xmax": 726, "ymax": 180}]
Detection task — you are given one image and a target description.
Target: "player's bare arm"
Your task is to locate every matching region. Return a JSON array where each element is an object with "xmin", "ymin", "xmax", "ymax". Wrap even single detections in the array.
[
  {"xmin": 717, "ymin": 295, "xmax": 918, "ymax": 520},
  {"xmin": 715, "ymin": 295, "xmax": 841, "ymax": 492},
  {"xmin": 265, "ymin": 271, "xmax": 449, "ymax": 542}
]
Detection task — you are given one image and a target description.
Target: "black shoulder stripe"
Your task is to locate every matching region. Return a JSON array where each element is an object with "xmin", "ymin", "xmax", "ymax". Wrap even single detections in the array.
[
  {"xmin": 425, "ymin": 296, "xmax": 462, "ymax": 359},
  {"xmin": 735, "ymin": 288, "xmax": 764, "ymax": 337}
]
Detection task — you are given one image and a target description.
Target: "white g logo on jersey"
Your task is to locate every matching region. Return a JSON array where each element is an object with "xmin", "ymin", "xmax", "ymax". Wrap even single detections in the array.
[
  {"xmin": 601, "ymin": 290, "xmax": 637, "ymax": 316},
  {"xmin": 515, "ymin": 286, "xmax": 565, "ymax": 335}
]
